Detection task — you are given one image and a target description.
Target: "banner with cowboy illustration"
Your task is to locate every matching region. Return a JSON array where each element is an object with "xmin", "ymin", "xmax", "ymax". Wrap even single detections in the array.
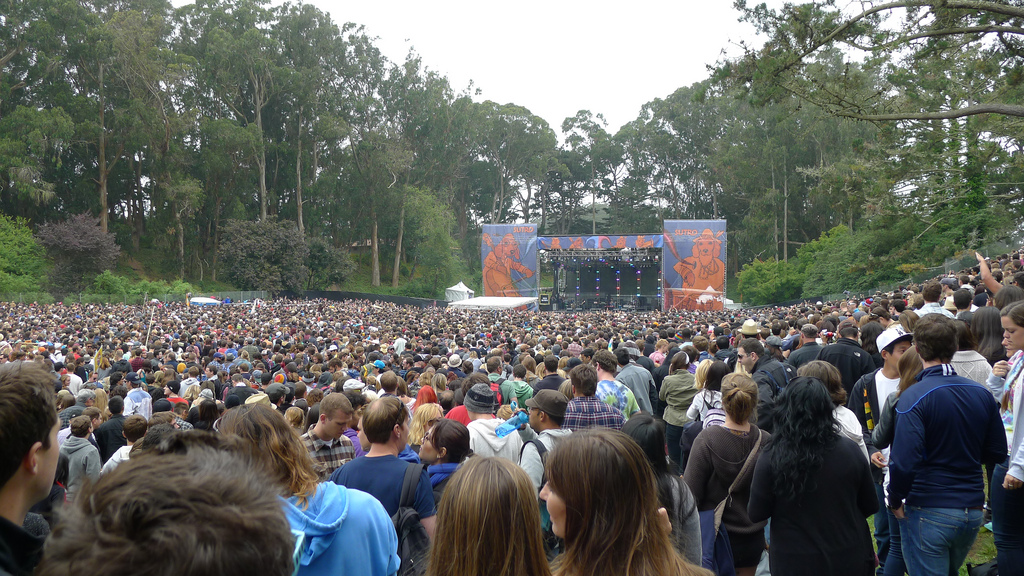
[
  {"xmin": 481, "ymin": 224, "xmax": 538, "ymax": 297},
  {"xmin": 662, "ymin": 220, "xmax": 727, "ymax": 311}
]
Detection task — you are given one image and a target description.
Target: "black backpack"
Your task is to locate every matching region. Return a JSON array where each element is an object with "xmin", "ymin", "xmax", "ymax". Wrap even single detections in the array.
[{"xmin": 392, "ymin": 464, "xmax": 431, "ymax": 576}]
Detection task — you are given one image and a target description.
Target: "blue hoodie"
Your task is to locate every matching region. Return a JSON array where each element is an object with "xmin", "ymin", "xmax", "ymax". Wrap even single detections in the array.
[{"xmin": 283, "ymin": 482, "xmax": 400, "ymax": 576}]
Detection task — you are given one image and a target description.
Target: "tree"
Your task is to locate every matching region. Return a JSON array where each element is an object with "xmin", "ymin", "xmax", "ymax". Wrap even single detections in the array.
[
  {"xmin": 736, "ymin": 258, "xmax": 805, "ymax": 305},
  {"xmin": 36, "ymin": 213, "xmax": 120, "ymax": 295},
  {"xmin": 305, "ymin": 236, "xmax": 356, "ymax": 290},
  {"xmin": 0, "ymin": 214, "xmax": 47, "ymax": 292},
  {"xmin": 217, "ymin": 217, "xmax": 307, "ymax": 292}
]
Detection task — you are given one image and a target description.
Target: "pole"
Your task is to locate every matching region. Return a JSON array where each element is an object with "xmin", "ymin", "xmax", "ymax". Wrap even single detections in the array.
[{"xmin": 144, "ymin": 307, "xmax": 156, "ymax": 350}]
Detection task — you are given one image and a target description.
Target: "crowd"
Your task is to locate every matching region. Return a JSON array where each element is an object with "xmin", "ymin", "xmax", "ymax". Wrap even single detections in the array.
[{"xmin": 1, "ymin": 249, "xmax": 1023, "ymax": 576}]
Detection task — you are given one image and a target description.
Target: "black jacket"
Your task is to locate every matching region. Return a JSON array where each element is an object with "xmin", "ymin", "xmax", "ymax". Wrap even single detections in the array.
[
  {"xmin": 94, "ymin": 414, "xmax": 126, "ymax": 463},
  {"xmin": 847, "ymin": 369, "xmax": 884, "ymax": 484},
  {"xmin": 817, "ymin": 338, "xmax": 875, "ymax": 397},
  {"xmin": 714, "ymin": 349, "xmax": 737, "ymax": 372},
  {"xmin": 751, "ymin": 355, "xmax": 795, "ymax": 432},
  {"xmin": 0, "ymin": 515, "xmax": 45, "ymax": 576}
]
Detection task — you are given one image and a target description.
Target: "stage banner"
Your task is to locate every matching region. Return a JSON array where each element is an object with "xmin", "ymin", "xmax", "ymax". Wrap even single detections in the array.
[
  {"xmin": 482, "ymin": 224, "xmax": 538, "ymax": 297},
  {"xmin": 662, "ymin": 220, "xmax": 727, "ymax": 311},
  {"xmin": 537, "ymin": 235, "xmax": 664, "ymax": 250}
]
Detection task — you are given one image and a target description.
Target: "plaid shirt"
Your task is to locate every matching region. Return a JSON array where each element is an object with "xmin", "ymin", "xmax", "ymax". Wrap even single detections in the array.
[
  {"xmin": 562, "ymin": 396, "xmax": 625, "ymax": 431},
  {"xmin": 301, "ymin": 424, "xmax": 355, "ymax": 480},
  {"xmin": 567, "ymin": 342, "xmax": 583, "ymax": 357}
]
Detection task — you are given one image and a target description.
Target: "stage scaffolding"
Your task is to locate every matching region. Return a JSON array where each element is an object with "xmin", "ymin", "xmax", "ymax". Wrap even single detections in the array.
[{"xmin": 541, "ymin": 248, "xmax": 662, "ymax": 311}]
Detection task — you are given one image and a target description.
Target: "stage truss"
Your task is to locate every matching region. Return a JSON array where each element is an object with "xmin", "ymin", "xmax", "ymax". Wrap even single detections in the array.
[{"xmin": 541, "ymin": 248, "xmax": 663, "ymax": 311}]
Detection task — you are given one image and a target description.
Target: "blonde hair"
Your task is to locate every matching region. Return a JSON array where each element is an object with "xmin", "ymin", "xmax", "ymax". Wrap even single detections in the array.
[
  {"xmin": 558, "ymin": 379, "xmax": 574, "ymax": 400},
  {"xmin": 694, "ymin": 359, "xmax": 713, "ymax": 389},
  {"xmin": 93, "ymin": 388, "xmax": 109, "ymax": 422},
  {"xmin": 284, "ymin": 406, "xmax": 305, "ymax": 432},
  {"xmin": 410, "ymin": 403, "xmax": 443, "ymax": 445},
  {"xmin": 427, "ymin": 457, "xmax": 552, "ymax": 576},
  {"xmin": 182, "ymin": 384, "xmax": 202, "ymax": 404}
]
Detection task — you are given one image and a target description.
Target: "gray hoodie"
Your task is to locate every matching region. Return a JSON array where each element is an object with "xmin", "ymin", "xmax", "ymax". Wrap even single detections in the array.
[
  {"xmin": 517, "ymin": 427, "xmax": 573, "ymax": 491},
  {"xmin": 60, "ymin": 435, "xmax": 100, "ymax": 503}
]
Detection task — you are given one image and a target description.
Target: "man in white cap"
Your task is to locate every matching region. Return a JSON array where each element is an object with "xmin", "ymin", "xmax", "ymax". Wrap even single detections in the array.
[
  {"xmin": 848, "ymin": 325, "xmax": 914, "ymax": 575},
  {"xmin": 445, "ymin": 354, "xmax": 465, "ymax": 378}
]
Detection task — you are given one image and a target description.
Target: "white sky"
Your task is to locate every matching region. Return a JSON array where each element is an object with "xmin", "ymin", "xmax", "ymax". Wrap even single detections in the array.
[{"xmin": 309, "ymin": 0, "xmax": 774, "ymax": 138}]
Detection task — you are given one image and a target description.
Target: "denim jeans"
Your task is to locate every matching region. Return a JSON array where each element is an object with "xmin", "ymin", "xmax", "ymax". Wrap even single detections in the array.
[
  {"xmin": 881, "ymin": 506, "xmax": 906, "ymax": 576},
  {"xmin": 899, "ymin": 505, "xmax": 983, "ymax": 576},
  {"xmin": 665, "ymin": 422, "xmax": 684, "ymax": 475},
  {"xmin": 992, "ymin": 462, "xmax": 1024, "ymax": 576},
  {"xmin": 873, "ymin": 481, "xmax": 891, "ymax": 575}
]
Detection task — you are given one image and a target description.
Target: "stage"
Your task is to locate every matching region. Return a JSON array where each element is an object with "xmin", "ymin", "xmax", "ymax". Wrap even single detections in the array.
[{"xmin": 544, "ymin": 249, "xmax": 663, "ymax": 311}]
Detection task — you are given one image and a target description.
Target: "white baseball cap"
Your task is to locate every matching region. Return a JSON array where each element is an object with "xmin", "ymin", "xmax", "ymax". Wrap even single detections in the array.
[{"xmin": 876, "ymin": 325, "xmax": 913, "ymax": 353}]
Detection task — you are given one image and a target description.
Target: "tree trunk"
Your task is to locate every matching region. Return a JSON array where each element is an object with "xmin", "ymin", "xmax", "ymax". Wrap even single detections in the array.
[
  {"xmin": 391, "ymin": 199, "xmax": 405, "ymax": 288},
  {"xmin": 783, "ymin": 160, "xmax": 789, "ymax": 262},
  {"xmin": 212, "ymin": 195, "xmax": 221, "ymax": 282},
  {"xmin": 98, "ymin": 63, "xmax": 109, "ymax": 235},
  {"xmin": 172, "ymin": 199, "xmax": 185, "ymax": 279},
  {"xmin": 256, "ymin": 106, "xmax": 268, "ymax": 220},
  {"xmin": 371, "ymin": 206, "xmax": 380, "ymax": 286},
  {"xmin": 131, "ymin": 153, "xmax": 142, "ymax": 251},
  {"xmin": 523, "ymin": 179, "xmax": 532, "ymax": 223},
  {"xmin": 296, "ymin": 107, "xmax": 304, "ymax": 235}
]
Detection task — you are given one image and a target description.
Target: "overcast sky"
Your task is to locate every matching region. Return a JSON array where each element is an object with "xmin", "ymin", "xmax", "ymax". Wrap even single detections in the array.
[{"xmin": 308, "ymin": 0, "xmax": 774, "ymax": 139}]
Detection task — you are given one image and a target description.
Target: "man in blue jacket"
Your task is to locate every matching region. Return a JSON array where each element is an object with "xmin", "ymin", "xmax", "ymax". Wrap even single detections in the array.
[{"xmin": 888, "ymin": 314, "xmax": 1006, "ymax": 576}]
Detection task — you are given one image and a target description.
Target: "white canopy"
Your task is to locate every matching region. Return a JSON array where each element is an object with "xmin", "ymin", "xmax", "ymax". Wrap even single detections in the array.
[
  {"xmin": 190, "ymin": 297, "xmax": 222, "ymax": 306},
  {"xmin": 447, "ymin": 296, "xmax": 537, "ymax": 311},
  {"xmin": 445, "ymin": 281, "xmax": 475, "ymax": 302}
]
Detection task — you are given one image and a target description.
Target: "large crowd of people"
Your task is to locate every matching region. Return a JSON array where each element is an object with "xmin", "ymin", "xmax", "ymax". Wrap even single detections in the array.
[{"xmin": 1, "ymin": 250, "xmax": 1024, "ymax": 576}]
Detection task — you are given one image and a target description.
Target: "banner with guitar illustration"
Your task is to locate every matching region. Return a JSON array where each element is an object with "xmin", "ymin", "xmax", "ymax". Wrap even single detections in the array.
[
  {"xmin": 662, "ymin": 221, "xmax": 727, "ymax": 311},
  {"xmin": 481, "ymin": 224, "xmax": 538, "ymax": 297}
]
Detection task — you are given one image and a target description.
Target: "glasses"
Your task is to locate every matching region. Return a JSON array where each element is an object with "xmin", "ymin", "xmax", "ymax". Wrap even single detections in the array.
[{"xmin": 736, "ymin": 353, "xmax": 747, "ymax": 360}]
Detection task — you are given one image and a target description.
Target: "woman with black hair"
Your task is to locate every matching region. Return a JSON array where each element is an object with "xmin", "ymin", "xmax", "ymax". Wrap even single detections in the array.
[
  {"xmin": 859, "ymin": 321, "xmax": 885, "ymax": 369},
  {"xmin": 622, "ymin": 414, "xmax": 702, "ymax": 565},
  {"xmin": 747, "ymin": 377, "xmax": 877, "ymax": 576},
  {"xmin": 974, "ymin": 306, "xmax": 1008, "ymax": 366}
]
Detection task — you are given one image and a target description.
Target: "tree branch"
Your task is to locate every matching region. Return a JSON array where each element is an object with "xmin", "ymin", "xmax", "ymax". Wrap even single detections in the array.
[{"xmin": 831, "ymin": 102, "xmax": 1024, "ymax": 121}]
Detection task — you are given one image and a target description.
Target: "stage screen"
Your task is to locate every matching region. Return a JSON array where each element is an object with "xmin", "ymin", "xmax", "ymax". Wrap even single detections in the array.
[
  {"xmin": 662, "ymin": 220, "xmax": 727, "ymax": 311},
  {"xmin": 575, "ymin": 264, "xmax": 660, "ymax": 298},
  {"xmin": 481, "ymin": 224, "xmax": 538, "ymax": 297}
]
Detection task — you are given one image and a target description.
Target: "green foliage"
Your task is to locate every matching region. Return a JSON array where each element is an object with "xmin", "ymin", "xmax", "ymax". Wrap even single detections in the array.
[
  {"xmin": 305, "ymin": 237, "xmax": 356, "ymax": 290},
  {"xmin": 0, "ymin": 214, "xmax": 48, "ymax": 292},
  {"xmin": 218, "ymin": 218, "xmax": 308, "ymax": 293},
  {"xmin": 736, "ymin": 258, "xmax": 805, "ymax": 305},
  {"xmin": 90, "ymin": 270, "xmax": 197, "ymax": 296}
]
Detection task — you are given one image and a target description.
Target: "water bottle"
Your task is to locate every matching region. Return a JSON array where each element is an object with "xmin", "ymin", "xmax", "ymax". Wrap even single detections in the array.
[{"xmin": 495, "ymin": 411, "xmax": 529, "ymax": 438}]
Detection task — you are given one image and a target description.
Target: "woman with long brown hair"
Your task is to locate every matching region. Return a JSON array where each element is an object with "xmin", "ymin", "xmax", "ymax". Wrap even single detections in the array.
[
  {"xmin": 426, "ymin": 457, "xmax": 549, "ymax": 576},
  {"xmin": 219, "ymin": 404, "xmax": 398, "ymax": 576},
  {"xmin": 541, "ymin": 428, "xmax": 711, "ymax": 576}
]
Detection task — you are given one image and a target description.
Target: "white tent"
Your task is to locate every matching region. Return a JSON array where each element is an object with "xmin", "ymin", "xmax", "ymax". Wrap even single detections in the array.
[
  {"xmin": 445, "ymin": 281, "xmax": 475, "ymax": 302},
  {"xmin": 189, "ymin": 297, "xmax": 222, "ymax": 306},
  {"xmin": 447, "ymin": 296, "xmax": 537, "ymax": 311}
]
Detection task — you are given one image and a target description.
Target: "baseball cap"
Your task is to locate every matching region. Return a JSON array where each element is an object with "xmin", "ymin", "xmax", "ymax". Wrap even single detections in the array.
[
  {"xmin": 525, "ymin": 390, "xmax": 568, "ymax": 419},
  {"xmin": 373, "ymin": 360, "xmax": 386, "ymax": 370},
  {"xmin": 343, "ymin": 378, "xmax": 365, "ymax": 391},
  {"xmin": 245, "ymin": 393, "xmax": 271, "ymax": 407},
  {"xmin": 765, "ymin": 335, "xmax": 784, "ymax": 348},
  {"xmin": 125, "ymin": 372, "xmax": 141, "ymax": 385},
  {"xmin": 876, "ymin": 325, "xmax": 913, "ymax": 354}
]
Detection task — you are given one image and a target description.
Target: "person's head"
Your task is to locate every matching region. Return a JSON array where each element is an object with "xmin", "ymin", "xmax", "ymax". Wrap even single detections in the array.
[
  {"xmin": 420, "ymin": 419, "xmax": 471, "ymax": 466},
  {"xmin": 540, "ymin": 429, "xmax": 696, "ymax": 576},
  {"xmin": 897, "ymin": 346, "xmax": 923, "ymax": 395},
  {"xmin": 668, "ymin": 350, "xmax": 690, "ymax": 375},
  {"xmin": 414, "ymin": 386, "xmax": 438, "ymax": 410},
  {"xmin": 953, "ymin": 288, "xmax": 973, "ymax": 311},
  {"xmin": 569, "ymin": 363, "xmax": 598, "ymax": 397},
  {"xmin": 912, "ymin": 314, "xmax": 958, "ymax": 364},
  {"xmin": 361, "ymin": 396, "xmax": 409, "ymax": 447},
  {"xmin": 591, "ymin": 349, "xmax": 617, "ymax": 377},
  {"xmin": 1001, "ymin": 301, "xmax": 1024, "ymax": 357},
  {"xmin": 283, "ymin": 406, "xmax": 305, "ymax": 431},
  {"xmin": 410, "ymin": 403, "xmax": 443, "ymax": 446},
  {"xmin": 485, "ymin": 356, "xmax": 501, "ymax": 375},
  {"xmin": 800, "ymin": 323, "xmax": 819, "ymax": 342},
  {"xmin": 525, "ymin": 389, "xmax": 568, "ymax": 431},
  {"xmin": 0, "ymin": 361, "xmax": 60, "ymax": 513},
  {"xmin": 994, "ymin": 285, "xmax": 1024, "ymax": 311},
  {"xmin": 768, "ymin": 377, "xmax": 838, "ymax": 501},
  {"xmin": 736, "ymin": 338, "xmax": 764, "ymax": 373},
  {"xmin": 921, "ymin": 281, "xmax": 942, "ymax": 303},
  {"xmin": 463, "ymin": 383, "xmax": 497, "ymax": 416},
  {"xmin": 427, "ymin": 457, "xmax": 551, "ymax": 576},
  {"xmin": 76, "ymin": 389, "xmax": 96, "ymax": 408},
  {"xmin": 35, "ymin": 434, "xmax": 296, "ymax": 576},
  {"xmin": 219, "ymin": 403, "xmax": 319, "ymax": 505},
  {"xmin": 620, "ymin": 414, "xmax": 669, "ymax": 477},
  {"xmin": 70, "ymin": 415, "xmax": 92, "ymax": 438},
  {"xmin": 543, "ymin": 355, "xmax": 559, "ymax": 375},
  {"xmin": 378, "ymin": 370, "xmax": 398, "ymax": 394},
  {"xmin": 122, "ymin": 415, "xmax": 148, "ymax": 444},
  {"xmin": 721, "ymin": 373, "xmax": 758, "ymax": 424},
  {"xmin": 107, "ymin": 394, "xmax": 124, "ymax": 417},
  {"xmin": 797, "ymin": 360, "xmax": 846, "ymax": 407},
  {"xmin": 704, "ymin": 360, "xmax": 730, "ymax": 393},
  {"xmin": 877, "ymin": 325, "xmax": 914, "ymax": 369},
  {"xmin": 314, "ymin": 391, "xmax": 354, "ymax": 441}
]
